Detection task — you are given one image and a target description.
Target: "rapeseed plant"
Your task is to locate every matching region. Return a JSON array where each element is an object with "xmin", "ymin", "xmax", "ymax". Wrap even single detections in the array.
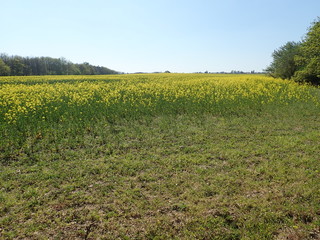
[{"xmin": 0, "ymin": 74, "xmax": 319, "ymax": 125}]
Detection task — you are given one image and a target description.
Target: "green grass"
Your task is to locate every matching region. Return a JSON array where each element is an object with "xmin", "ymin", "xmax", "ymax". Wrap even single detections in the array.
[
  {"xmin": 1, "ymin": 107, "xmax": 320, "ymax": 239},
  {"xmin": 1, "ymin": 75, "xmax": 320, "ymax": 239}
]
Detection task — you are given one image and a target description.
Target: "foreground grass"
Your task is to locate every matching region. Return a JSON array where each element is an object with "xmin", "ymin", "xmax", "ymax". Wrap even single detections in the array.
[{"xmin": 1, "ymin": 106, "xmax": 320, "ymax": 239}]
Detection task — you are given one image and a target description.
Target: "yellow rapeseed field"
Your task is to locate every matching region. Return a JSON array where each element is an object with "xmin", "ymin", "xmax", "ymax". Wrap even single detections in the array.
[{"xmin": 0, "ymin": 74, "xmax": 319, "ymax": 124}]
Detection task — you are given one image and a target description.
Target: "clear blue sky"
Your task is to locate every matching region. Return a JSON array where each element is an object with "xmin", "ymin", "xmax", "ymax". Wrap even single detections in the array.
[{"xmin": 1, "ymin": 0, "xmax": 319, "ymax": 73}]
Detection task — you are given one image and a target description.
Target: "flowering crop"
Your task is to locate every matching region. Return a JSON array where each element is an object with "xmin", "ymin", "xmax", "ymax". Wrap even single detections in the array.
[{"xmin": 0, "ymin": 74, "xmax": 319, "ymax": 125}]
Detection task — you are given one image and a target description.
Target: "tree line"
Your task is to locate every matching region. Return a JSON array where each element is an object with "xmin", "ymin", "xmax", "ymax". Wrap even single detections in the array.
[
  {"xmin": 0, "ymin": 54, "xmax": 119, "ymax": 76},
  {"xmin": 266, "ymin": 18, "xmax": 320, "ymax": 85}
]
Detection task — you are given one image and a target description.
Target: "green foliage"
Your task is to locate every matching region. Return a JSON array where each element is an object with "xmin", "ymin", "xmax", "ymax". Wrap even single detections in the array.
[
  {"xmin": 294, "ymin": 18, "xmax": 320, "ymax": 84},
  {"xmin": 0, "ymin": 53, "xmax": 118, "ymax": 76},
  {"xmin": 267, "ymin": 17, "xmax": 320, "ymax": 85},
  {"xmin": 0, "ymin": 59, "xmax": 11, "ymax": 76},
  {"xmin": 265, "ymin": 41, "xmax": 301, "ymax": 79}
]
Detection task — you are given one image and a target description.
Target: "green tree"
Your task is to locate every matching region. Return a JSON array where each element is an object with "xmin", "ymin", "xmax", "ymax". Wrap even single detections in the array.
[
  {"xmin": 265, "ymin": 41, "xmax": 301, "ymax": 79},
  {"xmin": 294, "ymin": 18, "xmax": 320, "ymax": 84},
  {"xmin": 0, "ymin": 53, "xmax": 118, "ymax": 76},
  {"xmin": 10, "ymin": 57, "xmax": 26, "ymax": 75},
  {"xmin": 0, "ymin": 59, "xmax": 11, "ymax": 76}
]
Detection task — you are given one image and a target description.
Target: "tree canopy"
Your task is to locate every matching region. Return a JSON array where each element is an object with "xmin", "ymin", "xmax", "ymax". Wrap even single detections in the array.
[
  {"xmin": 266, "ymin": 17, "xmax": 320, "ymax": 84},
  {"xmin": 0, "ymin": 59, "xmax": 11, "ymax": 76},
  {"xmin": 0, "ymin": 54, "xmax": 119, "ymax": 76},
  {"xmin": 265, "ymin": 41, "xmax": 301, "ymax": 79},
  {"xmin": 294, "ymin": 18, "xmax": 320, "ymax": 84}
]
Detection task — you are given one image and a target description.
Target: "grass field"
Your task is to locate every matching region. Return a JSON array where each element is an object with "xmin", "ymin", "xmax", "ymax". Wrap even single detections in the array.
[{"xmin": 1, "ymin": 74, "xmax": 320, "ymax": 239}]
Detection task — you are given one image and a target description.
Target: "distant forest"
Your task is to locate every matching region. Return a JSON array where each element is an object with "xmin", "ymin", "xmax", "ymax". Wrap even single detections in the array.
[{"xmin": 0, "ymin": 54, "xmax": 119, "ymax": 76}]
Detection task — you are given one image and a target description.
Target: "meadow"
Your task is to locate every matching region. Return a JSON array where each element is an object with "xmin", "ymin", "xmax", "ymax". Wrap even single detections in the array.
[{"xmin": 1, "ymin": 74, "xmax": 320, "ymax": 239}]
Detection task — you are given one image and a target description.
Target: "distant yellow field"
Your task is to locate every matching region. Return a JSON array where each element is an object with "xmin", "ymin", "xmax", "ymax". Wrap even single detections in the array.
[{"xmin": 0, "ymin": 74, "xmax": 319, "ymax": 124}]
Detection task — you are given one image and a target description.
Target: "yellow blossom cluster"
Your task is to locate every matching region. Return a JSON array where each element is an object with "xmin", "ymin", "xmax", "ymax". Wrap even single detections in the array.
[{"xmin": 0, "ymin": 74, "xmax": 319, "ymax": 124}]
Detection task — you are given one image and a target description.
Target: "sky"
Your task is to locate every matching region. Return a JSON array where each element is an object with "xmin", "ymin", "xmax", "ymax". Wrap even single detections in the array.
[{"xmin": 1, "ymin": 0, "xmax": 320, "ymax": 73}]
